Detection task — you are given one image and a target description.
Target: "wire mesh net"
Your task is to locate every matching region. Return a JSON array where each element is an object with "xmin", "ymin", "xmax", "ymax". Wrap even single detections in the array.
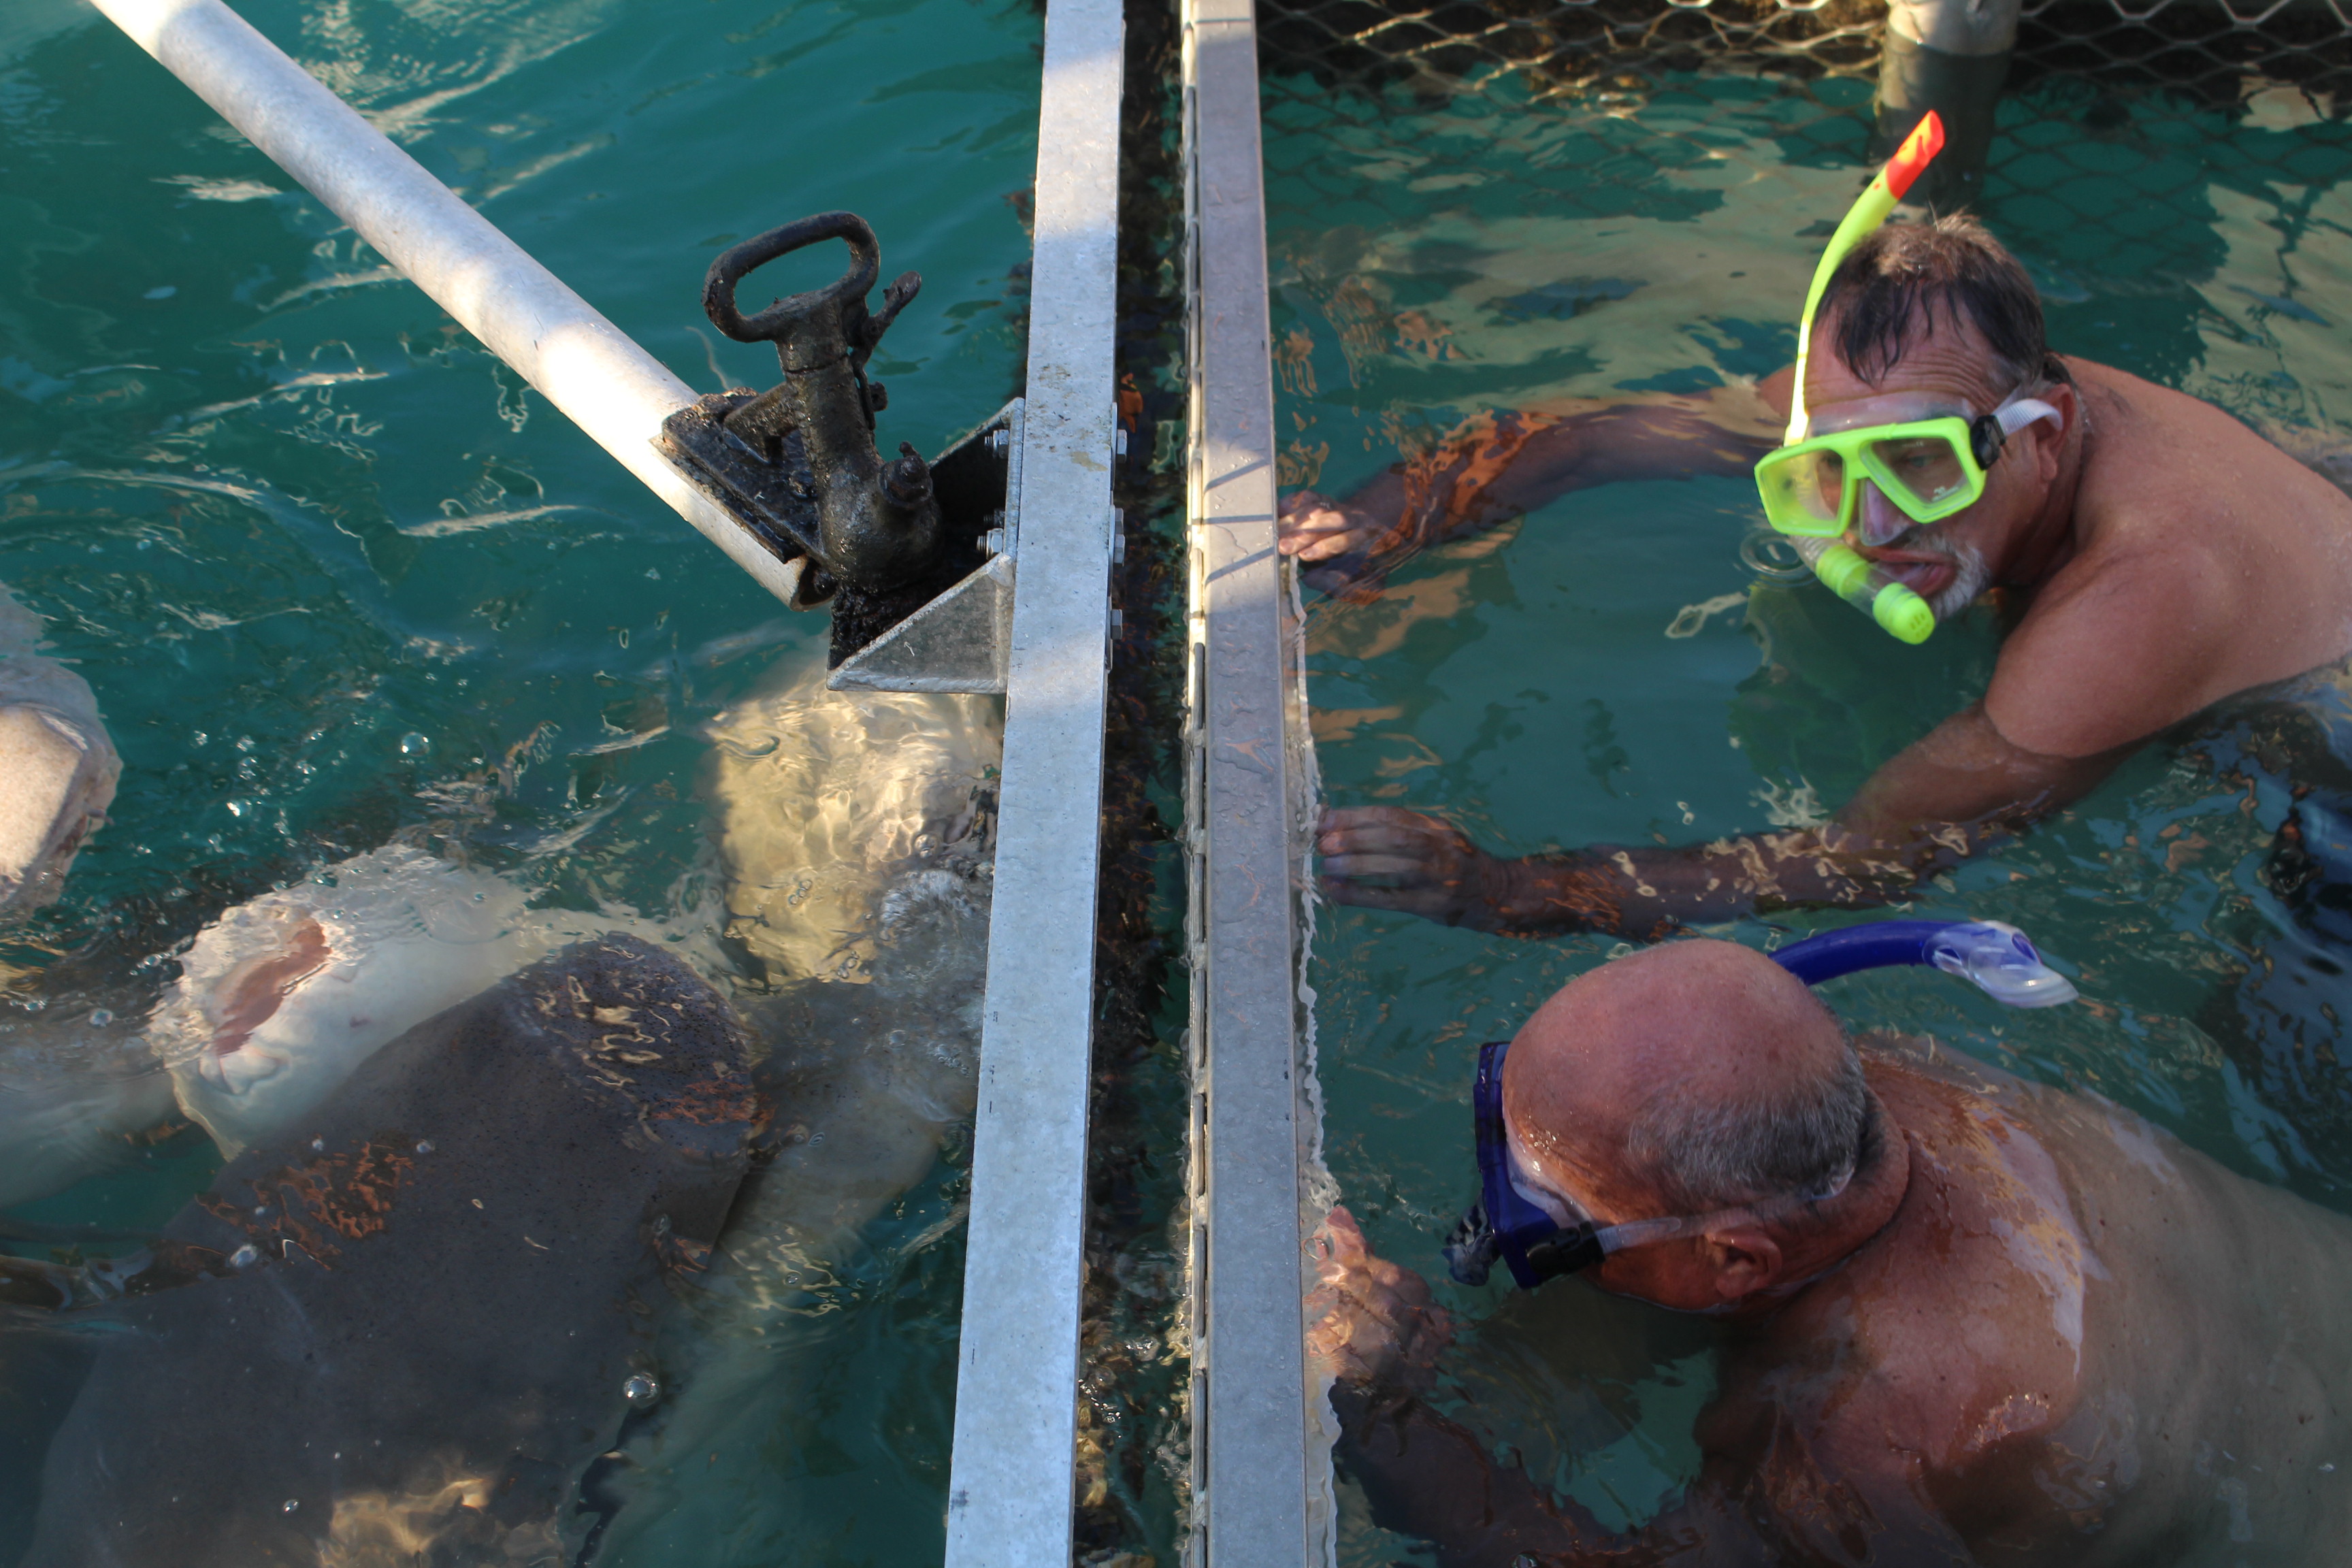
[
  {"xmin": 2012, "ymin": 0, "xmax": 2352, "ymax": 103},
  {"xmin": 1259, "ymin": 0, "xmax": 1883, "ymax": 96},
  {"xmin": 1257, "ymin": 0, "xmax": 2352, "ymax": 105}
]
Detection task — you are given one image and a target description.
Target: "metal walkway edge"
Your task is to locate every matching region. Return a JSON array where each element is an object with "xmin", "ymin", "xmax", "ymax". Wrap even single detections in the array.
[
  {"xmin": 942, "ymin": 0, "xmax": 1126, "ymax": 1561},
  {"xmin": 1183, "ymin": 0, "xmax": 1325, "ymax": 1561}
]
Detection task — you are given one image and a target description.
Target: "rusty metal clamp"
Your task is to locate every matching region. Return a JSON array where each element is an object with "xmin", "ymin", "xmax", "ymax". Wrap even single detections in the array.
[
  {"xmin": 704, "ymin": 212, "xmax": 919, "ymax": 426},
  {"xmin": 660, "ymin": 211, "xmax": 943, "ymax": 602}
]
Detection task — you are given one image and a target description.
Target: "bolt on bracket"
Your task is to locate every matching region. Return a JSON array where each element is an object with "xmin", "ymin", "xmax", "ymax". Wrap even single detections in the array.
[{"xmin": 828, "ymin": 399, "xmax": 1025, "ymax": 695}]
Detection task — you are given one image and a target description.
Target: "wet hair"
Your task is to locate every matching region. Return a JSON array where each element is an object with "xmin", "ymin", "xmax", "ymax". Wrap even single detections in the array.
[
  {"xmin": 1620, "ymin": 1034, "xmax": 1870, "ymax": 1212},
  {"xmin": 1818, "ymin": 214, "xmax": 2067, "ymax": 393}
]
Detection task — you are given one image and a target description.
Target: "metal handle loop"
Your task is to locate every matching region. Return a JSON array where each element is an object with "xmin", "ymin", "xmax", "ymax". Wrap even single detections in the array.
[{"xmin": 702, "ymin": 212, "xmax": 879, "ymax": 344}]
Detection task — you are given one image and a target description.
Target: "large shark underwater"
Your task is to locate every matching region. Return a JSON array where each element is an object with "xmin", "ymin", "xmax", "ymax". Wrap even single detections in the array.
[
  {"xmin": 14, "ymin": 934, "xmax": 763, "ymax": 1567},
  {"xmin": 0, "ymin": 659, "xmax": 1000, "ymax": 1564},
  {"xmin": 0, "ymin": 844, "xmax": 704, "ymax": 1212}
]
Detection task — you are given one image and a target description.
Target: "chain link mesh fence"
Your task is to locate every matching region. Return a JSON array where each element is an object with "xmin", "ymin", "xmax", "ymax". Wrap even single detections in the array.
[
  {"xmin": 1260, "ymin": 0, "xmax": 1880, "ymax": 96},
  {"xmin": 2012, "ymin": 0, "xmax": 2352, "ymax": 103},
  {"xmin": 1257, "ymin": 0, "xmax": 2352, "ymax": 104}
]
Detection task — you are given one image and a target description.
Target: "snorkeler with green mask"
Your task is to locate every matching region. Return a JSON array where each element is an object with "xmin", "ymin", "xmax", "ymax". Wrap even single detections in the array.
[
  {"xmin": 1750, "ymin": 110, "xmax": 2062, "ymax": 644},
  {"xmin": 1290, "ymin": 113, "xmax": 2352, "ymax": 958}
]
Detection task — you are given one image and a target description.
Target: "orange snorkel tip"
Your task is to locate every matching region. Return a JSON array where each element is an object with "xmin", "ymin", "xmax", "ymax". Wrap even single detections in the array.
[{"xmin": 1882, "ymin": 110, "xmax": 1946, "ymax": 203}]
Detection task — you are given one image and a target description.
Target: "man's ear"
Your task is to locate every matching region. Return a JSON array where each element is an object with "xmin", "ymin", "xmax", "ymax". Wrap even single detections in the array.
[
  {"xmin": 1703, "ymin": 1226, "xmax": 1784, "ymax": 1303},
  {"xmin": 2023, "ymin": 382, "xmax": 2077, "ymax": 483}
]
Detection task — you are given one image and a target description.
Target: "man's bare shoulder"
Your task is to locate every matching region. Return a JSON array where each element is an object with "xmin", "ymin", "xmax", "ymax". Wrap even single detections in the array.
[
  {"xmin": 1744, "ymin": 1057, "xmax": 2090, "ymax": 1476},
  {"xmin": 2069, "ymin": 356, "xmax": 2352, "ymax": 552},
  {"xmin": 1981, "ymin": 360, "xmax": 2352, "ymax": 753}
]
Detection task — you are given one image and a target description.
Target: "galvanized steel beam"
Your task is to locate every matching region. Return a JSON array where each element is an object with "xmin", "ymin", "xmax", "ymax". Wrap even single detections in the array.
[
  {"xmin": 1183, "ymin": 0, "xmax": 1326, "ymax": 1561},
  {"xmin": 941, "ymin": 0, "xmax": 1125, "ymax": 1559}
]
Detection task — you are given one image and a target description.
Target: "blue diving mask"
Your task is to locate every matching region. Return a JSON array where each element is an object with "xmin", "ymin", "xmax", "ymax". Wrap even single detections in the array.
[{"xmin": 1443, "ymin": 919, "xmax": 2076, "ymax": 1290}]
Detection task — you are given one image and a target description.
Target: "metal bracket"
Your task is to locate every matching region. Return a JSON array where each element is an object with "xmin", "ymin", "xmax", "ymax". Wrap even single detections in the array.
[
  {"xmin": 827, "ymin": 399, "xmax": 1024, "ymax": 694},
  {"xmin": 826, "ymin": 552, "xmax": 1015, "ymax": 694}
]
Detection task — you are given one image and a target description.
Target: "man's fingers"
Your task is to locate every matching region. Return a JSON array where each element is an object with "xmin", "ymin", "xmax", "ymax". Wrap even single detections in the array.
[
  {"xmin": 1316, "ymin": 823, "xmax": 1446, "ymax": 859},
  {"xmin": 1316, "ymin": 805, "xmax": 1482, "ymax": 913},
  {"xmin": 1320, "ymin": 804, "xmax": 1448, "ymax": 834},
  {"xmin": 1319, "ymin": 853, "xmax": 1444, "ymax": 887},
  {"xmin": 1292, "ymin": 528, "xmax": 1366, "ymax": 562},
  {"xmin": 1277, "ymin": 490, "xmax": 1373, "ymax": 564},
  {"xmin": 1277, "ymin": 519, "xmax": 1362, "ymax": 560},
  {"xmin": 1316, "ymin": 821, "xmax": 1457, "ymax": 858},
  {"xmin": 1318, "ymin": 877, "xmax": 1456, "ymax": 914}
]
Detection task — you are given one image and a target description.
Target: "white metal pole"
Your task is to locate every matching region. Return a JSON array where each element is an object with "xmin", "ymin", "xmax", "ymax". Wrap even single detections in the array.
[
  {"xmin": 86, "ymin": 0, "xmax": 804, "ymax": 606},
  {"xmin": 942, "ymin": 0, "xmax": 1123, "ymax": 1558}
]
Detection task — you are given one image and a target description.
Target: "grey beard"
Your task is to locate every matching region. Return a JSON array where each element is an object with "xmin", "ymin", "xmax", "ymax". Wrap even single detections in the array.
[{"xmin": 1929, "ymin": 540, "xmax": 1993, "ymax": 621}]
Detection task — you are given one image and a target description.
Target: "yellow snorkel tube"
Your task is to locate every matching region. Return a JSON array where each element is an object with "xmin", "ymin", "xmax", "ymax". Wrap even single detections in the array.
[{"xmin": 1776, "ymin": 111, "xmax": 1946, "ymax": 647}]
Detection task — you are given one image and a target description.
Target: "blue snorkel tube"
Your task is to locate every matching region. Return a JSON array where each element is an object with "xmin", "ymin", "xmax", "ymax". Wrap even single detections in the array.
[
  {"xmin": 1446, "ymin": 918, "xmax": 2076, "ymax": 1290},
  {"xmin": 1768, "ymin": 918, "xmax": 2077, "ymax": 1007}
]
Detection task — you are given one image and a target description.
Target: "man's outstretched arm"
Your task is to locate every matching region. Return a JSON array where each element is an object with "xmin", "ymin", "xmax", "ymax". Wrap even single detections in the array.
[
  {"xmin": 1281, "ymin": 378, "xmax": 1787, "ymax": 597},
  {"xmin": 1315, "ymin": 704, "xmax": 2133, "ymax": 938},
  {"xmin": 1317, "ymin": 542, "xmax": 2240, "ymax": 937}
]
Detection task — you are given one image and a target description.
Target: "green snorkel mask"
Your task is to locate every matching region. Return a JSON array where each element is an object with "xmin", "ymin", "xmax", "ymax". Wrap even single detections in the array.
[{"xmin": 1753, "ymin": 112, "xmax": 1953, "ymax": 646}]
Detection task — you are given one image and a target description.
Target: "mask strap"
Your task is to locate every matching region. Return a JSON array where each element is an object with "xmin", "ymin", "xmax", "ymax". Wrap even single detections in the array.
[
  {"xmin": 1967, "ymin": 390, "xmax": 2062, "ymax": 470},
  {"xmin": 1995, "ymin": 394, "xmax": 2060, "ymax": 436},
  {"xmin": 1784, "ymin": 112, "xmax": 1946, "ymax": 446},
  {"xmin": 1589, "ymin": 1164, "xmax": 1855, "ymax": 1258}
]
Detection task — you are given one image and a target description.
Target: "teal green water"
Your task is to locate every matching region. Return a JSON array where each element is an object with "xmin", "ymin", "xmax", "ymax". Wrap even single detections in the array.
[
  {"xmin": 1265, "ymin": 67, "xmax": 2352, "ymax": 1556},
  {"xmin": 0, "ymin": 0, "xmax": 1039, "ymax": 1558}
]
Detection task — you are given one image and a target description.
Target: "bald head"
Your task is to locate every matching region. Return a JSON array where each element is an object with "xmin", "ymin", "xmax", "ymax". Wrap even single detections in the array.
[{"xmin": 1505, "ymin": 940, "xmax": 1867, "ymax": 1213}]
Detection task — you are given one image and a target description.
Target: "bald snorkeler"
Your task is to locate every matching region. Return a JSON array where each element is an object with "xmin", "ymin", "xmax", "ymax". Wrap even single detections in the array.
[
  {"xmin": 1310, "ymin": 938, "xmax": 2352, "ymax": 1565},
  {"xmin": 1294, "ymin": 122, "xmax": 2352, "ymax": 941}
]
